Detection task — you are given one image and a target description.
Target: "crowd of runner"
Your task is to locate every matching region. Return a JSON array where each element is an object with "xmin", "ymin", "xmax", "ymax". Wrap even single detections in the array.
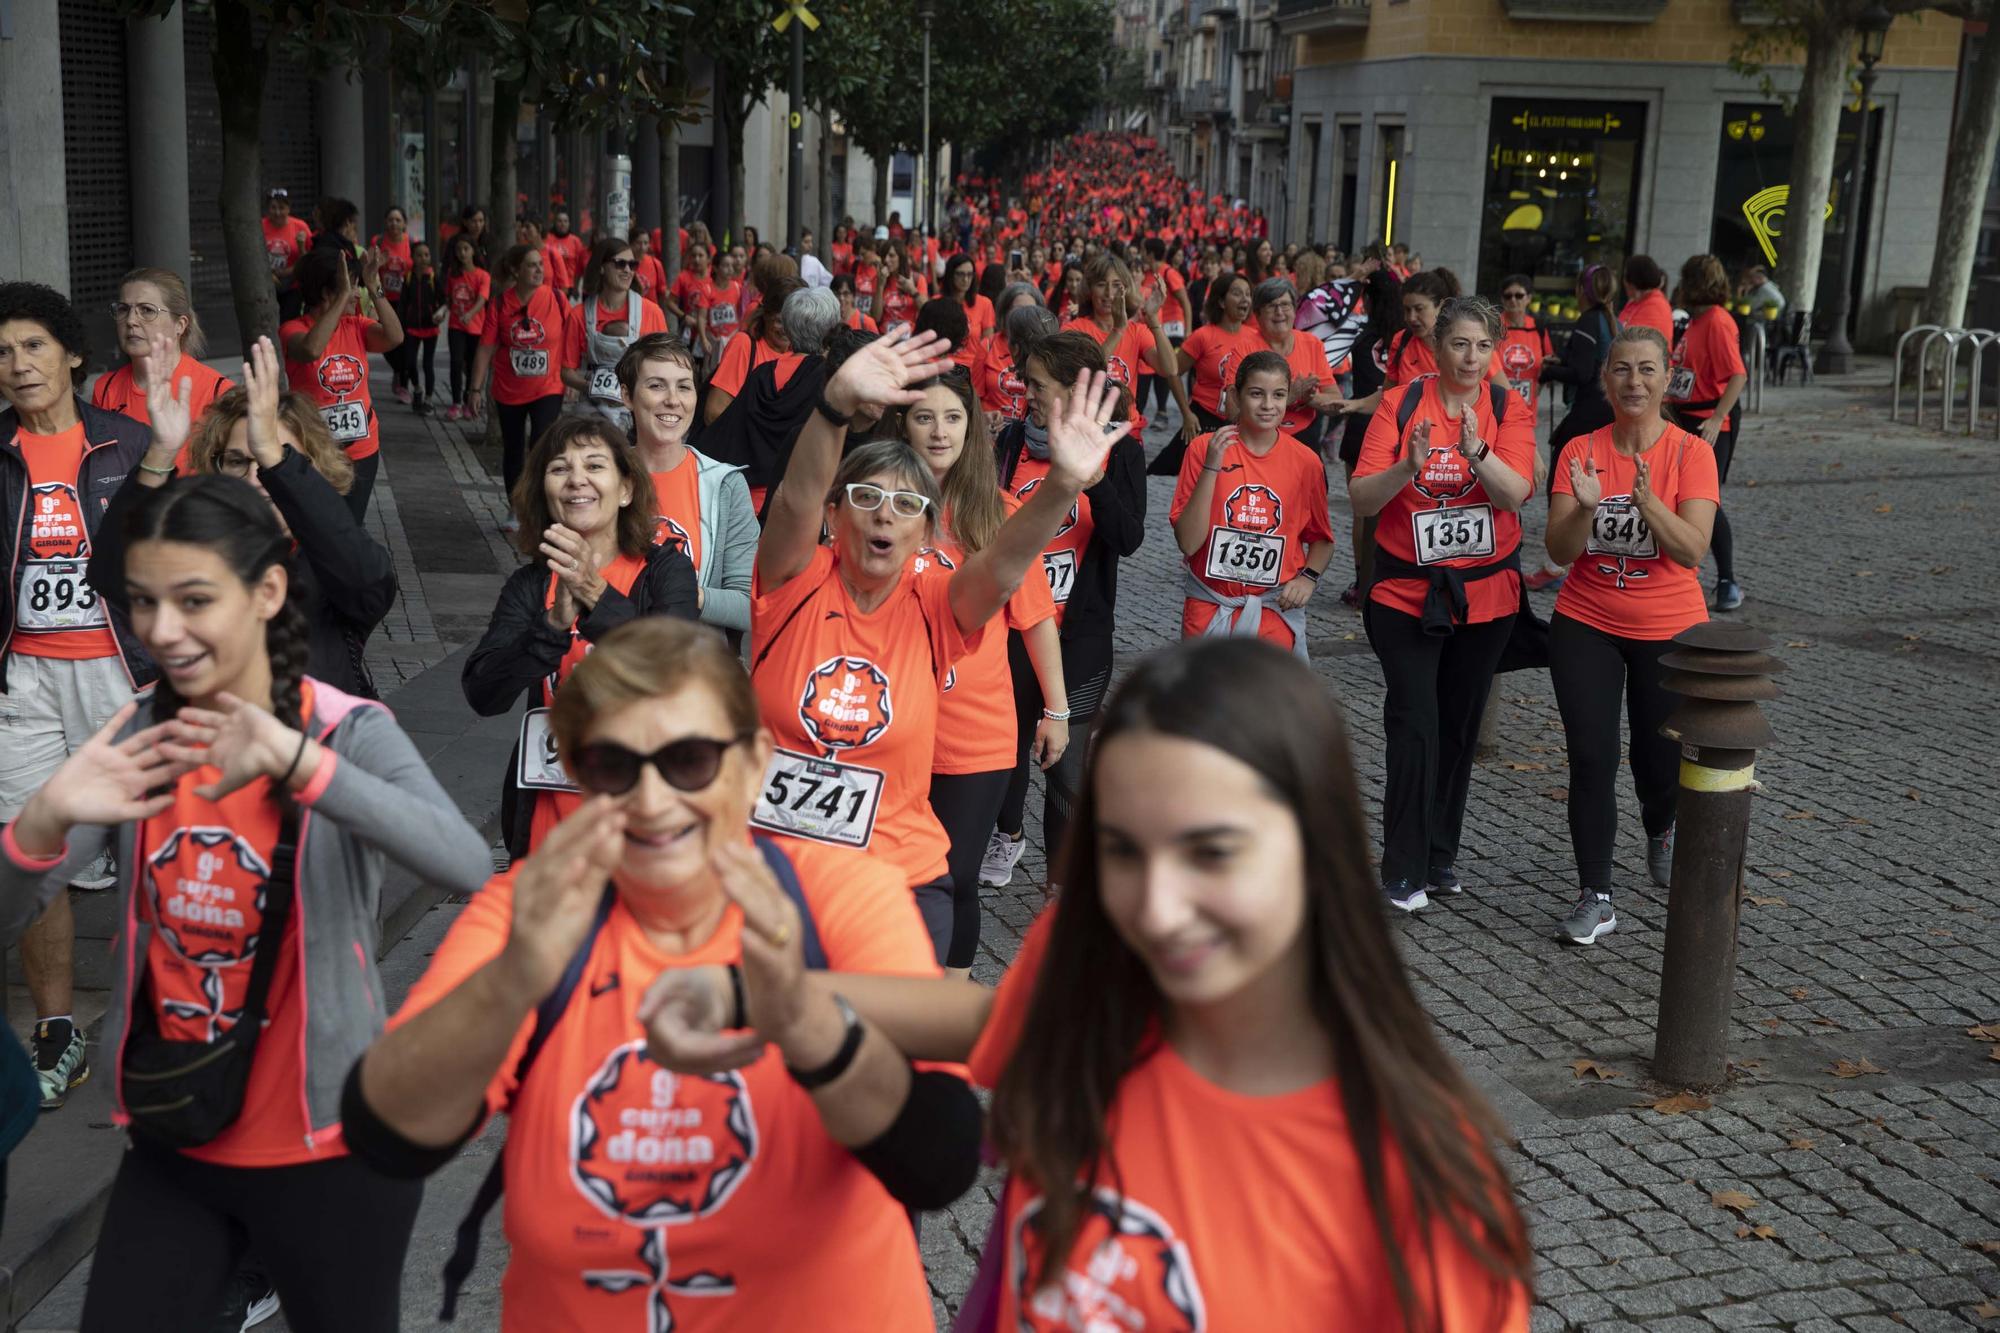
[{"xmin": 0, "ymin": 127, "xmax": 1775, "ymax": 1328}]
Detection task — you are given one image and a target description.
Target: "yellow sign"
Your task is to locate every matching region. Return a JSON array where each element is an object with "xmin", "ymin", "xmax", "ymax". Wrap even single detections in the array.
[
  {"xmin": 1511, "ymin": 108, "xmax": 1622, "ymax": 135},
  {"xmin": 1725, "ymin": 110, "xmax": 1768, "ymax": 142},
  {"xmin": 1740, "ymin": 184, "xmax": 1836, "ymax": 267},
  {"xmin": 772, "ymin": 0, "xmax": 819, "ymax": 32}
]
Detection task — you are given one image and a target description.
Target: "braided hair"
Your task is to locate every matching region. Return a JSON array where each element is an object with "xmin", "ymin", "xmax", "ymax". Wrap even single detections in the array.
[{"xmin": 121, "ymin": 476, "xmax": 311, "ymax": 732}]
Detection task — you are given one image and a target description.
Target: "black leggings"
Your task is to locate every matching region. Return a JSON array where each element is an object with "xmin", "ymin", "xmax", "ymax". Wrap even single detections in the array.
[
  {"xmin": 448, "ymin": 327, "xmax": 478, "ymax": 405},
  {"xmin": 929, "ymin": 768, "xmax": 1013, "ymax": 967},
  {"xmin": 1365, "ymin": 604, "xmax": 1513, "ymax": 887},
  {"xmin": 405, "ymin": 334, "xmax": 437, "ymax": 399},
  {"xmin": 497, "ymin": 394, "xmax": 563, "ymax": 501},
  {"xmin": 80, "ymin": 1142, "xmax": 421, "ymax": 1333},
  {"xmin": 1709, "ymin": 424, "xmax": 1738, "ymax": 583},
  {"xmin": 1548, "ymin": 612, "xmax": 1680, "ymax": 888},
  {"xmin": 345, "ymin": 451, "xmax": 379, "ymax": 525},
  {"xmin": 997, "ymin": 630, "xmax": 1114, "ymax": 879}
]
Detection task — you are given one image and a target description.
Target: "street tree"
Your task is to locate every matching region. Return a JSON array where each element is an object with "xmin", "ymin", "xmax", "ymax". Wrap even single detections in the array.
[{"xmin": 1916, "ymin": 0, "xmax": 1999, "ymax": 331}]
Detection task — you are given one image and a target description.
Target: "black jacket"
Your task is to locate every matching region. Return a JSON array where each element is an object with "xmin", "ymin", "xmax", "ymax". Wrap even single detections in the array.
[
  {"xmin": 461, "ymin": 540, "xmax": 699, "ymax": 717},
  {"xmin": 4, "ymin": 397, "xmax": 156, "ymax": 692},
  {"xmin": 91, "ymin": 448, "xmax": 399, "ymax": 699},
  {"xmin": 692, "ymin": 354, "xmax": 828, "ymax": 498},
  {"xmin": 993, "ymin": 422, "xmax": 1146, "ymax": 642},
  {"xmin": 1541, "ymin": 306, "xmax": 1619, "ymax": 414}
]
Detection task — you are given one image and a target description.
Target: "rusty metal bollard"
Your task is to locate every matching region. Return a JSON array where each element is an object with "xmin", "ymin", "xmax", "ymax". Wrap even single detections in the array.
[{"xmin": 1651, "ymin": 621, "xmax": 1785, "ymax": 1090}]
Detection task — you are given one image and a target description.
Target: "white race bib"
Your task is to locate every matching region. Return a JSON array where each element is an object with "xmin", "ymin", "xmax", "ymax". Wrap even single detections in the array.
[
  {"xmin": 516, "ymin": 708, "xmax": 579, "ymax": 793},
  {"xmin": 510, "ymin": 348, "xmax": 550, "ymax": 379},
  {"xmin": 1666, "ymin": 365, "xmax": 1695, "ymax": 402},
  {"xmin": 16, "ymin": 560, "xmax": 106, "ymax": 633},
  {"xmin": 381, "ymin": 270, "xmax": 405, "ymax": 296},
  {"xmin": 750, "ymin": 747, "xmax": 885, "ymax": 850},
  {"xmin": 1411, "ymin": 504, "xmax": 1496, "ymax": 565},
  {"xmin": 1508, "ymin": 378, "xmax": 1534, "ymax": 405},
  {"xmin": 1586, "ymin": 497, "xmax": 1657, "ymax": 560},
  {"xmin": 1041, "ymin": 548, "xmax": 1077, "ymax": 605},
  {"xmin": 1204, "ymin": 527, "xmax": 1285, "ymax": 587},
  {"xmin": 320, "ymin": 401, "xmax": 368, "ymax": 443},
  {"xmin": 1161, "ymin": 320, "xmax": 1186, "ymax": 340},
  {"xmin": 708, "ymin": 303, "xmax": 738, "ymax": 329},
  {"xmin": 588, "ymin": 367, "xmax": 622, "ymax": 402}
]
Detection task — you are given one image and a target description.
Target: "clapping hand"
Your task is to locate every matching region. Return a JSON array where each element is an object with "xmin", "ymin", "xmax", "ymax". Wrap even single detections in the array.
[
  {"xmin": 637, "ymin": 965, "xmax": 766, "ymax": 1075},
  {"xmin": 1454, "ymin": 409, "xmax": 1483, "ymax": 464},
  {"xmin": 1631, "ymin": 457, "xmax": 1654, "ymax": 509},
  {"xmin": 540, "ymin": 524, "xmax": 606, "ymax": 620},
  {"xmin": 1569, "ymin": 455, "xmax": 1604, "ymax": 508},
  {"xmin": 1400, "ymin": 419, "xmax": 1431, "ymax": 479},
  {"xmin": 498, "ymin": 797, "xmax": 626, "ymax": 1003}
]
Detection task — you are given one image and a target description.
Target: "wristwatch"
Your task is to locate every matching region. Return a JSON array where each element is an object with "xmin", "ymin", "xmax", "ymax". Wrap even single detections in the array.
[
  {"xmin": 1468, "ymin": 440, "xmax": 1491, "ymax": 465},
  {"xmin": 786, "ymin": 994, "xmax": 864, "ymax": 1090}
]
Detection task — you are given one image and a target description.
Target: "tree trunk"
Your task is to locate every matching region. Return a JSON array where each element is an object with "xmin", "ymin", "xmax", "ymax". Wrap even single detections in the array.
[
  {"xmin": 489, "ymin": 78, "xmax": 522, "ymax": 246},
  {"xmin": 818, "ymin": 108, "xmax": 834, "ymax": 248},
  {"xmin": 213, "ymin": 0, "xmax": 276, "ymax": 355},
  {"xmin": 662, "ymin": 112, "xmax": 681, "ymax": 288},
  {"xmin": 719, "ymin": 95, "xmax": 748, "ymax": 249},
  {"xmin": 871, "ymin": 150, "xmax": 888, "ymax": 229},
  {"xmin": 1776, "ymin": 20, "xmax": 1852, "ymax": 320},
  {"xmin": 1919, "ymin": 19, "xmax": 2000, "ymax": 330}
]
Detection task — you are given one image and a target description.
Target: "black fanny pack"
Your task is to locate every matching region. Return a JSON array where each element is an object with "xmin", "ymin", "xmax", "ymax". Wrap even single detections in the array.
[{"xmin": 122, "ymin": 809, "xmax": 299, "ymax": 1149}]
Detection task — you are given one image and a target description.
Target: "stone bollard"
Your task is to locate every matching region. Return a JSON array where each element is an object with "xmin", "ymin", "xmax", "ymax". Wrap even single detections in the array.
[{"xmin": 1651, "ymin": 621, "xmax": 1785, "ymax": 1090}]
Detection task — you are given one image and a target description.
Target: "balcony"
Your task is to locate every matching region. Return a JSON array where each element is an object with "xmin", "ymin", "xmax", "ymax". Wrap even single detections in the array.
[
  {"xmin": 1275, "ymin": 0, "xmax": 1370, "ymax": 33},
  {"xmin": 1184, "ymin": 80, "xmax": 1232, "ymax": 117},
  {"xmin": 1499, "ymin": 0, "xmax": 1667, "ymax": 20},
  {"xmin": 1192, "ymin": 0, "xmax": 1243, "ymax": 20}
]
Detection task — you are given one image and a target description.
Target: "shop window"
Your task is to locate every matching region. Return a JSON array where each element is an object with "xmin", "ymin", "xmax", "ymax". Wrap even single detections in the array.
[{"xmin": 1477, "ymin": 97, "xmax": 1646, "ymax": 303}]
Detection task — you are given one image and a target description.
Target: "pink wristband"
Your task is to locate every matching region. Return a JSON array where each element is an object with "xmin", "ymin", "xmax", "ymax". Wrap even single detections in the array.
[
  {"xmin": 295, "ymin": 746, "xmax": 340, "ymax": 805},
  {"xmin": 3, "ymin": 822, "xmax": 67, "ymax": 870}
]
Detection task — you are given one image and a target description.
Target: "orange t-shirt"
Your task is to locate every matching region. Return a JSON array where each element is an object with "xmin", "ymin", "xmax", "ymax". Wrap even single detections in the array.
[
  {"xmin": 1179, "ymin": 322, "xmax": 1262, "ymax": 417},
  {"xmin": 709, "ymin": 333, "xmax": 806, "ymax": 400},
  {"xmin": 559, "ymin": 293, "xmax": 669, "ymax": 373},
  {"xmin": 91, "ymin": 354, "xmax": 235, "ymax": 445},
  {"xmin": 748, "ymin": 545, "xmax": 977, "ymax": 885},
  {"xmin": 1552, "ymin": 425, "xmax": 1719, "ymax": 641},
  {"xmin": 963, "ymin": 293, "xmax": 997, "ymax": 346},
  {"xmin": 976, "ymin": 334, "xmax": 1029, "ymax": 421},
  {"xmin": 843, "ymin": 307, "xmax": 880, "ymax": 333},
  {"xmin": 144, "ymin": 682, "xmax": 331, "ymax": 1167},
  {"xmin": 481, "ymin": 286, "xmax": 570, "ymax": 406},
  {"xmin": 1265, "ymin": 333, "xmax": 1334, "ymax": 435},
  {"xmin": 1140, "ymin": 264, "xmax": 1190, "ymax": 334},
  {"xmin": 669, "ymin": 268, "xmax": 708, "ymax": 318},
  {"xmin": 371, "ymin": 233, "xmax": 413, "ymax": 299},
  {"xmin": 1004, "ymin": 456, "xmax": 1094, "ymax": 627},
  {"xmin": 633, "ymin": 253, "xmax": 668, "ymax": 303},
  {"xmin": 1354, "ymin": 379, "xmax": 1537, "ymax": 625},
  {"xmin": 12, "ymin": 424, "xmax": 119, "ymax": 661},
  {"xmin": 699, "ymin": 279, "xmax": 747, "ymax": 341},
  {"xmin": 878, "ymin": 274, "xmax": 925, "ymax": 333},
  {"xmin": 969, "ymin": 911, "xmax": 1530, "ymax": 1333},
  {"xmin": 447, "ymin": 268, "xmax": 491, "ymax": 336},
  {"xmin": 1622, "ymin": 289, "xmax": 1674, "ymax": 340},
  {"xmin": 1061, "ymin": 316, "xmax": 1156, "ymax": 394},
  {"xmin": 913, "ymin": 494, "xmax": 1056, "ymax": 774},
  {"xmin": 279, "ymin": 313, "xmax": 382, "ymax": 461},
  {"xmin": 649, "ymin": 454, "xmax": 704, "ymax": 566},
  {"xmin": 391, "ymin": 840, "xmax": 946, "ymax": 1333},
  {"xmin": 1387, "ymin": 331, "xmax": 1508, "ymax": 389},
  {"xmin": 528, "ymin": 552, "xmax": 647, "ymax": 850},
  {"xmin": 1170, "ymin": 431, "xmax": 1334, "ymax": 651},
  {"xmin": 1495, "ymin": 320, "xmax": 1551, "ymax": 413},
  {"xmin": 1668, "ymin": 307, "xmax": 1746, "ymax": 417}
]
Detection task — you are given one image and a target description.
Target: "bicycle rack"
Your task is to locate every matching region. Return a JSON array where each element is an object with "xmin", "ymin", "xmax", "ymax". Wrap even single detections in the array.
[
  {"xmin": 1892, "ymin": 324, "xmax": 1942, "ymax": 423},
  {"xmin": 1744, "ymin": 321, "xmax": 1766, "ymax": 415},
  {"xmin": 1946, "ymin": 329, "xmax": 1998, "ymax": 435},
  {"xmin": 1915, "ymin": 328, "xmax": 1963, "ymax": 428}
]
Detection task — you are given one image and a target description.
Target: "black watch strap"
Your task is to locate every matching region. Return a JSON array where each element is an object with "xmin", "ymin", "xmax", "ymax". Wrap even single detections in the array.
[
  {"xmin": 786, "ymin": 994, "xmax": 864, "ymax": 1090},
  {"xmin": 813, "ymin": 394, "xmax": 853, "ymax": 428}
]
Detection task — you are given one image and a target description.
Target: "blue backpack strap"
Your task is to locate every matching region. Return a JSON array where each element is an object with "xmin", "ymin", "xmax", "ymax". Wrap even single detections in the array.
[
  {"xmin": 755, "ymin": 835, "xmax": 827, "ymax": 971},
  {"xmin": 439, "ymin": 880, "xmax": 617, "ymax": 1321}
]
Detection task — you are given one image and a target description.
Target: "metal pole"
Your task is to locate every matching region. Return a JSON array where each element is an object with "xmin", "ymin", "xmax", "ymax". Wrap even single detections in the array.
[
  {"xmin": 787, "ymin": 14, "xmax": 805, "ymax": 251},
  {"xmin": 920, "ymin": 6, "xmax": 933, "ymax": 242},
  {"xmin": 1819, "ymin": 62, "xmax": 1880, "ymax": 374}
]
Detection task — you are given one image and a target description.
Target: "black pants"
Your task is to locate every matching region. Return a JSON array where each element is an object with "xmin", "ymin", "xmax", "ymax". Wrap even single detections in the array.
[
  {"xmin": 1709, "ymin": 424, "xmax": 1738, "ymax": 583},
  {"xmin": 1365, "ymin": 604, "xmax": 1514, "ymax": 887},
  {"xmin": 997, "ymin": 630, "xmax": 1114, "ymax": 881},
  {"xmin": 912, "ymin": 874, "xmax": 954, "ymax": 966},
  {"xmin": 405, "ymin": 334, "xmax": 438, "ymax": 400},
  {"xmin": 497, "ymin": 394, "xmax": 563, "ymax": 503},
  {"xmin": 80, "ymin": 1142, "xmax": 421, "ymax": 1333},
  {"xmin": 1148, "ymin": 403, "xmax": 1225, "ymax": 477},
  {"xmin": 345, "ymin": 451, "xmax": 379, "ymax": 525},
  {"xmin": 448, "ymin": 328, "xmax": 478, "ymax": 406},
  {"xmin": 1548, "ymin": 613, "xmax": 1680, "ymax": 888},
  {"xmin": 929, "ymin": 769, "xmax": 1013, "ymax": 967}
]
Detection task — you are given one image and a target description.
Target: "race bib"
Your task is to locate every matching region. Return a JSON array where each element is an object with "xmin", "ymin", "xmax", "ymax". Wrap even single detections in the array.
[
  {"xmin": 1508, "ymin": 378, "xmax": 1534, "ymax": 406},
  {"xmin": 749, "ymin": 748, "xmax": 885, "ymax": 850},
  {"xmin": 16, "ymin": 560, "xmax": 106, "ymax": 633},
  {"xmin": 1161, "ymin": 320, "xmax": 1186, "ymax": 339},
  {"xmin": 1041, "ymin": 548, "xmax": 1077, "ymax": 604},
  {"xmin": 516, "ymin": 708, "xmax": 579, "ymax": 793},
  {"xmin": 1586, "ymin": 497, "xmax": 1657, "ymax": 559},
  {"xmin": 588, "ymin": 367, "xmax": 622, "ymax": 402},
  {"xmin": 1666, "ymin": 365, "xmax": 1695, "ymax": 401},
  {"xmin": 510, "ymin": 348, "xmax": 550, "ymax": 379},
  {"xmin": 1204, "ymin": 527, "xmax": 1285, "ymax": 588},
  {"xmin": 1411, "ymin": 504, "xmax": 1496, "ymax": 565},
  {"xmin": 320, "ymin": 401, "xmax": 368, "ymax": 443},
  {"xmin": 708, "ymin": 303, "xmax": 739, "ymax": 329},
  {"xmin": 381, "ymin": 270, "xmax": 405, "ymax": 296},
  {"xmin": 266, "ymin": 246, "xmax": 287, "ymax": 274}
]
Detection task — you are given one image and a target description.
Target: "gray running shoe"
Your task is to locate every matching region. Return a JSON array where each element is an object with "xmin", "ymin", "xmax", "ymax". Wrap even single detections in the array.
[
  {"xmin": 1384, "ymin": 879, "xmax": 1429, "ymax": 913},
  {"xmin": 1648, "ymin": 827, "xmax": 1673, "ymax": 889},
  {"xmin": 1560, "ymin": 891, "xmax": 1617, "ymax": 945}
]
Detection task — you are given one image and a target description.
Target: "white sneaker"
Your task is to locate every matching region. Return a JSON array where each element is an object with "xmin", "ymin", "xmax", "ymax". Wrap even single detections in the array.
[
  {"xmin": 978, "ymin": 830, "xmax": 1027, "ymax": 887},
  {"xmin": 69, "ymin": 850, "xmax": 116, "ymax": 891}
]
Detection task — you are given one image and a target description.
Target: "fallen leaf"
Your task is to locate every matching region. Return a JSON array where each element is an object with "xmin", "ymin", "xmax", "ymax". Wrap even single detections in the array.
[
  {"xmin": 1746, "ymin": 895, "xmax": 1787, "ymax": 907},
  {"xmin": 1783, "ymin": 810, "xmax": 1817, "ymax": 820},
  {"xmin": 1711, "ymin": 1189, "xmax": 1759, "ymax": 1214},
  {"xmin": 1965, "ymin": 1240, "xmax": 2000, "ymax": 1254},
  {"xmin": 1891, "ymin": 1315, "xmax": 1908, "ymax": 1327},
  {"xmin": 1855, "ymin": 570, "xmax": 1876, "ymax": 577},
  {"xmin": 1787, "ymin": 1137, "xmax": 1816, "ymax": 1151},
  {"xmin": 1768, "ymin": 870, "xmax": 1792, "ymax": 879},
  {"xmin": 1929, "ymin": 565, "xmax": 1953, "ymax": 575},
  {"xmin": 1542, "ymin": 787, "xmax": 1568, "ymax": 800},
  {"xmin": 1506, "ymin": 761, "xmax": 1548, "ymax": 771},
  {"xmin": 1966, "ymin": 1024, "xmax": 2000, "ymax": 1041},
  {"xmin": 1787, "ymin": 987, "xmax": 1811, "ymax": 1001},
  {"xmin": 1569, "ymin": 1059, "xmax": 1622, "ymax": 1081},
  {"xmin": 1905, "ymin": 789, "xmax": 1923, "ymax": 801},
  {"xmin": 1975, "ymin": 1302, "xmax": 2000, "ymax": 1320},
  {"xmin": 1642, "ymin": 1092, "xmax": 1712, "ymax": 1115},
  {"xmin": 1735, "ymin": 1223, "xmax": 1777, "ymax": 1240},
  {"xmin": 1830, "ymin": 1058, "xmax": 1885, "ymax": 1078},
  {"xmin": 1902, "ymin": 633, "xmax": 1924, "ymax": 642},
  {"xmin": 1989, "ymin": 1045, "xmax": 2000, "ymax": 1064},
  {"xmin": 1875, "ymin": 504, "xmax": 1894, "ymax": 513},
  {"xmin": 1743, "ymin": 478, "xmax": 1759, "ymax": 487},
  {"xmin": 1785, "ymin": 640, "xmax": 1812, "ymax": 648}
]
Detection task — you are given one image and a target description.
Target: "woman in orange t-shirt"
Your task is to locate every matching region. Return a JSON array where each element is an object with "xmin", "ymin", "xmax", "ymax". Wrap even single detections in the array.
[
  {"xmin": 1665, "ymin": 254, "xmax": 1749, "ymax": 613},
  {"xmin": 349, "ymin": 618, "xmax": 980, "ymax": 1333},
  {"xmin": 898, "ymin": 369, "xmax": 1065, "ymax": 977},
  {"xmin": 470, "ymin": 244, "xmax": 571, "ymax": 531},
  {"xmin": 281, "ymin": 246, "xmax": 404, "ymax": 522},
  {"xmin": 749, "ymin": 329, "xmax": 1128, "ymax": 964},
  {"xmin": 1546, "ymin": 325, "xmax": 1718, "ymax": 945},
  {"xmin": 1351, "ymin": 296, "xmax": 1535, "ymax": 912},
  {"xmin": 1172, "ymin": 271, "xmax": 1259, "ymax": 434},
  {"xmin": 3, "ymin": 474, "xmax": 491, "ymax": 1330},
  {"xmin": 1061, "ymin": 252, "xmax": 1194, "ymax": 447},
  {"xmin": 941, "ymin": 254, "xmax": 996, "ymax": 348},
  {"xmin": 92, "ymin": 269, "xmax": 235, "ymax": 462},
  {"xmin": 831, "ymin": 273, "xmax": 879, "ymax": 333}
]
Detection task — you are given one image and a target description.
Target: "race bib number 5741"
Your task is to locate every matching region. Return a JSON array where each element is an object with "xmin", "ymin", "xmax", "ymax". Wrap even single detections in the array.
[{"xmin": 750, "ymin": 748, "xmax": 885, "ymax": 850}]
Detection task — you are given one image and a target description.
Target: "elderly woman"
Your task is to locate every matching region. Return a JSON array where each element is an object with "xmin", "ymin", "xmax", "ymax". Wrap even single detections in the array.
[
  {"xmin": 94, "ymin": 337, "xmax": 397, "ymax": 701},
  {"xmin": 90, "ymin": 268, "xmax": 234, "ymax": 442},
  {"xmin": 0, "ymin": 281, "xmax": 155, "ymax": 1111},
  {"xmin": 345, "ymin": 617, "xmax": 983, "ymax": 1329}
]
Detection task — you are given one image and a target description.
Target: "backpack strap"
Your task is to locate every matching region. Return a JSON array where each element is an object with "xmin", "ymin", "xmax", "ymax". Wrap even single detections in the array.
[{"xmin": 1394, "ymin": 374, "xmax": 1433, "ymax": 436}]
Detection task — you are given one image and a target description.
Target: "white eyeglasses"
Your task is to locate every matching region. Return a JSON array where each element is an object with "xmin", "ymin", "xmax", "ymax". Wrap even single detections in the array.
[{"xmin": 844, "ymin": 483, "xmax": 931, "ymax": 518}]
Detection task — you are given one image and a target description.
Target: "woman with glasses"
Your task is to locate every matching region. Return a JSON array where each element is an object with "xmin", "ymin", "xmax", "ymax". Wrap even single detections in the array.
[
  {"xmin": 1494, "ymin": 275, "xmax": 1554, "ymax": 416},
  {"xmin": 1249, "ymin": 278, "xmax": 1339, "ymax": 450},
  {"xmin": 831, "ymin": 273, "xmax": 878, "ymax": 333},
  {"xmin": 559, "ymin": 237, "xmax": 669, "ymax": 433},
  {"xmin": 91, "ymin": 269, "xmax": 233, "ymax": 453},
  {"xmin": 751, "ymin": 330, "xmax": 1128, "ymax": 963},
  {"xmin": 462, "ymin": 416, "xmax": 698, "ymax": 857},
  {"xmin": 346, "ymin": 617, "xmax": 980, "ymax": 1331}
]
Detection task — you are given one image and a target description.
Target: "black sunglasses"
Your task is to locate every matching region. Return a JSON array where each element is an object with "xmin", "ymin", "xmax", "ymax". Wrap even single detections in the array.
[
  {"xmin": 608, "ymin": 258, "xmax": 638, "ymax": 271},
  {"xmin": 570, "ymin": 732, "xmax": 755, "ymax": 795}
]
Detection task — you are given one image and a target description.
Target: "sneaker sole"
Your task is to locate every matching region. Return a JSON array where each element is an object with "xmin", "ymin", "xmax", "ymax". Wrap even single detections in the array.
[
  {"xmin": 39, "ymin": 1062, "xmax": 89, "ymax": 1110},
  {"xmin": 1387, "ymin": 889, "xmax": 1430, "ymax": 913},
  {"xmin": 1563, "ymin": 917, "xmax": 1617, "ymax": 945},
  {"xmin": 976, "ymin": 869, "xmax": 1014, "ymax": 888},
  {"xmin": 244, "ymin": 1293, "xmax": 282, "ymax": 1330}
]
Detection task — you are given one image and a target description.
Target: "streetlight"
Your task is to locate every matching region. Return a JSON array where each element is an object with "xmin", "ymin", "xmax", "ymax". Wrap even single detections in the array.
[
  {"xmin": 919, "ymin": 0, "xmax": 934, "ymax": 245},
  {"xmin": 1818, "ymin": 0, "xmax": 1893, "ymax": 375}
]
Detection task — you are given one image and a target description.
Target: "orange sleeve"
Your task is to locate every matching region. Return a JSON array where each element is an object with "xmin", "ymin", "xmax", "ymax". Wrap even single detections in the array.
[
  {"xmin": 388, "ymin": 870, "xmax": 535, "ymax": 1116},
  {"xmin": 1168, "ymin": 431, "xmax": 1212, "ymax": 522},
  {"xmin": 1302, "ymin": 339, "xmax": 1333, "ymax": 389},
  {"xmin": 1298, "ymin": 447, "xmax": 1336, "ymax": 547},
  {"xmin": 1678, "ymin": 433, "xmax": 1721, "ymax": 506},
  {"xmin": 641, "ymin": 297, "xmax": 669, "ymax": 336},
  {"xmin": 711, "ymin": 333, "xmax": 753, "ymax": 398},
  {"xmin": 795, "ymin": 843, "xmax": 943, "ymax": 980},
  {"xmin": 479, "ymin": 297, "xmax": 505, "ymax": 347},
  {"xmin": 560, "ymin": 305, "xmax": 587, "ymax": 371},
  {"xmin": 1549, "ymin": 437, "xmax": 1582, "ymax": 499},
  {"xmin": 1353, "ymin": 388, "xmax": 1408, "ymax": 480},
  {"xmin": 967, "ymin": 906, "xmax": 1056, "ymax": 1089},
  {"xmin": 1003, "ymin": 550, "xmax": 1057, "ymax": 631}
]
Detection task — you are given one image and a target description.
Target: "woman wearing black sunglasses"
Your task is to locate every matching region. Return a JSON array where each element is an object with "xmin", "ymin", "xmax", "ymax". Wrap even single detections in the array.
[
  {"xmin": 749, "ymin": 328, "xmax": 1129, "ymax": 963},
  {"xmin": 348, "ymin": 617, "xmax": 980, "ymax": 1330},
  {"xmin": 559, "ymin": 237, "xmax": 669, "ymax": 433}
]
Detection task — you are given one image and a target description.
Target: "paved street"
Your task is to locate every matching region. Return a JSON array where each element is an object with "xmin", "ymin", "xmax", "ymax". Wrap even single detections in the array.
[{"xmin": 21, "ymin": 363, "xmax": 2000, "ymax": 1331}]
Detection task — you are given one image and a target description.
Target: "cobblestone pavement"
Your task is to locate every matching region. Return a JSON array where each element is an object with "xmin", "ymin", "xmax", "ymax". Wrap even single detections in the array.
[{"xmin": 62, "ymin": 368, "xmax": 1990, "ymax": 1331}]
